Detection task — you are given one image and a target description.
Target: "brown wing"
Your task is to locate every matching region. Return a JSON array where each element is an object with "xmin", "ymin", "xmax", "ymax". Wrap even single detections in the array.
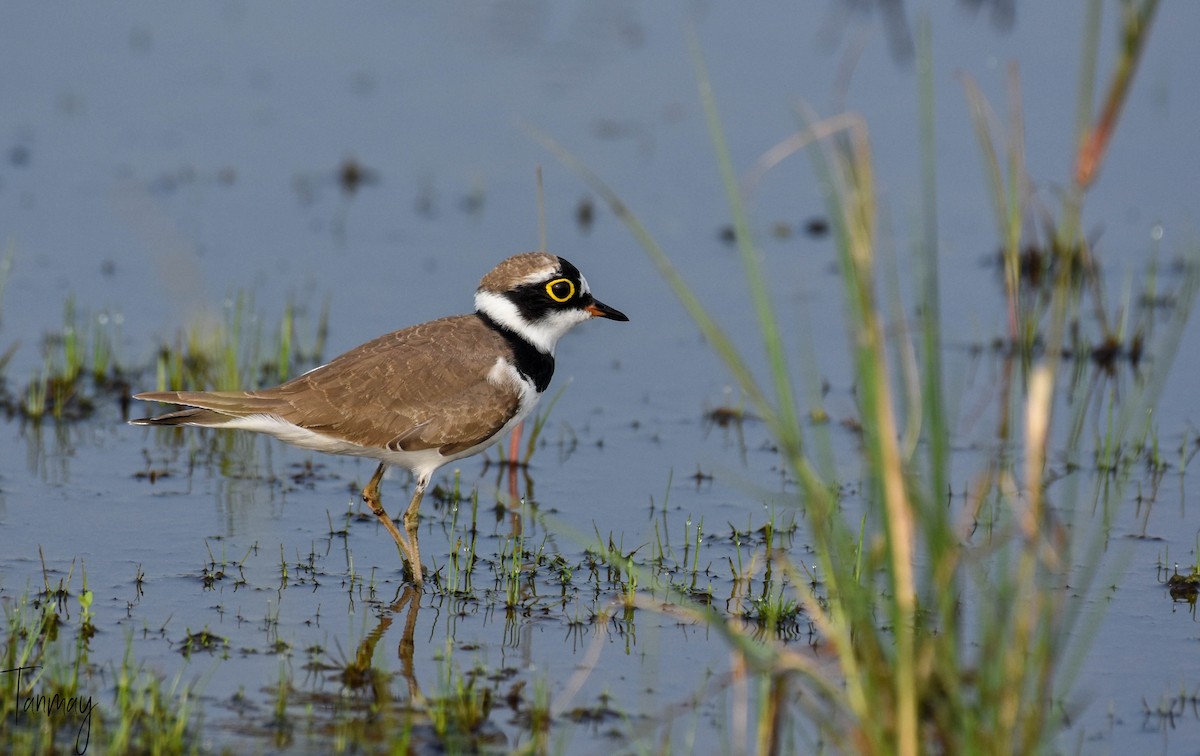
[
  {"xmin": 134, "ymin": 315, "xmax": 524, "ymax": 453},
  {"xmin": 384, "ymin": 377, "xmax": 523, "ymax": 455}
]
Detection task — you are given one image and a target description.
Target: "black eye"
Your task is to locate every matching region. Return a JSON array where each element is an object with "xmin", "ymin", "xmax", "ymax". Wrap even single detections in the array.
[{"xmin": 545, "ymin": 278, "xmax": 575, "ymax": 303}]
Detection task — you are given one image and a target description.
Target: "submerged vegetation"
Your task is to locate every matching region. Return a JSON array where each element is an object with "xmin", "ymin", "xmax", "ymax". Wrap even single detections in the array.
[
  {"xmin": 2, "ymin": 1, "xmax": 1197, "ymax": 754},
  {"xmin": 0, "ymin": 287, "xmax": 329, "ymax": 424},
  {"xmin": 0, "ymin": 477, "xmax": 812, "ymax": 753}
]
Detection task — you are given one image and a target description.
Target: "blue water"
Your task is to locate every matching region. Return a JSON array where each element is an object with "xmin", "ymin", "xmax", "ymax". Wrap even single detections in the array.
[{"xmin": 2, "ymin": 3, "xmax": 1199, "ymax": 753}]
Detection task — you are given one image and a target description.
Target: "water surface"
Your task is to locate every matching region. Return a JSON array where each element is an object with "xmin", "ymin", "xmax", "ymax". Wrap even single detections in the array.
[{"xmin": 2, "ymin": 3, "xmax": 1200, "ymax": 753}]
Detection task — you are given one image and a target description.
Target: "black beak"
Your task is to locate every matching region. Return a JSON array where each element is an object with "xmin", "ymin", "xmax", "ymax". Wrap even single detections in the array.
[{"xmin": 585, "ymin": 298, "xmax": 629, "ymax": 321}]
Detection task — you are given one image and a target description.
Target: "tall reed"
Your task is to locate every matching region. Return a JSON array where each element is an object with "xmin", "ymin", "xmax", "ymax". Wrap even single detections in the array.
[{"xmin": 545, "ymin": 2, "xmax": 1183, "ymax": 752}]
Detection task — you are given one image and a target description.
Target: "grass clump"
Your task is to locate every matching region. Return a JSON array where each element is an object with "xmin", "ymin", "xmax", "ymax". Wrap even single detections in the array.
[
  {"xmin": 5, "ymin": 295, "xmax": 129, "ymax": 422},
  {"xmin": 544, "ymin": 1, "xmax": 1185, "ymax": 752},
  {"xmin": 151, "ymin": 291, "xmax": 329, "ymax": 395},
  {"xmin": 0, "ymin": 248, "xmax": 333, "ymax": 424},
  {"xmin": 1, "ymin": 573, "xmax": 202, "ymax": 755}
]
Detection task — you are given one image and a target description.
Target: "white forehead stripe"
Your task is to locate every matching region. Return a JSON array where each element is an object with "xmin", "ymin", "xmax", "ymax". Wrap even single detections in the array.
[{"xmin": 514, "ymin": 265, "xmax": 560, "ymax": 287}]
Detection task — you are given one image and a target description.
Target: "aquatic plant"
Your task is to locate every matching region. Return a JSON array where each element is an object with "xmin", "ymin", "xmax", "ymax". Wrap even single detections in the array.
[
  {"xmin": 9, "ymin": 296, "xmax": 129, "ymax": 421},
  {"xmin": 543, "ymin": 1, "xmax": 1185, "ymax": 752},
  {"xmin": 0, "ymin": 577, "xmax": 202, "ymax": 754},
  {"xmin": 148, "ymin": 290, "xmax": 328, "ymax": 396}
]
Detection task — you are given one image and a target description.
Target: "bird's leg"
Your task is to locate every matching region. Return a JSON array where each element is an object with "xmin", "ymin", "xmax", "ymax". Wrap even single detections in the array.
[
  {"xmin": 362, "ymin": 462, "xmax": 415, "ymax": 567},
  {"xmin": 400, "ymin": 477, "xmax": 428, "ymax": 585},
  {"xmin": 507, "ymin": 420, "xmax": 524, "ymax": 467},
  {"xmin": 359, "ymin": 464, "xmax": 427, "ymax": 585},
  {"xmin": 506, "ymin": 423, "xmax": 523, "ymax": 510}
]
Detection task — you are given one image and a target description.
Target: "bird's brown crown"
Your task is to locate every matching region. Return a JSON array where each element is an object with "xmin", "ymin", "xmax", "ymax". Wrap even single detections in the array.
[{"xmin": 477, "ymin": 252, "xmax": 560, "ymax": 294}]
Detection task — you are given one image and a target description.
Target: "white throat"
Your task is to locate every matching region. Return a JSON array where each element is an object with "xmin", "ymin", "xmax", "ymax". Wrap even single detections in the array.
[{"xmin": 475, "ymin": 289, "xmax": 591, "ymax": 355}]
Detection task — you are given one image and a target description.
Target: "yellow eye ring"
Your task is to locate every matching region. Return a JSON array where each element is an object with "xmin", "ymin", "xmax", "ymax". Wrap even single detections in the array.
[{"xmin": 545, "ymin": 278, "xmax": 575, "ymax": 303}]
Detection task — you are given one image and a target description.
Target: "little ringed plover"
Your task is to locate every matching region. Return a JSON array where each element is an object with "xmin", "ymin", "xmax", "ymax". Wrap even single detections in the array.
[{"xmin": 130, "ymin": 252, "xmax": 628, "ymax": 584}]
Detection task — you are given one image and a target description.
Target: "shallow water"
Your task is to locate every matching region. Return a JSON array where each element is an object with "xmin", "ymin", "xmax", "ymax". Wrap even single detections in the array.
[{"xmin": 3, "ymin": 2, "xmax": 1200, "ymax": 753}]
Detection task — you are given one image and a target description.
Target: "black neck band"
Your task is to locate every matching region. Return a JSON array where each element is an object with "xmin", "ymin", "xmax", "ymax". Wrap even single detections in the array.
[{"xmin": 476, "ymin": 312, "xmax": 555, "ymax": 393}]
